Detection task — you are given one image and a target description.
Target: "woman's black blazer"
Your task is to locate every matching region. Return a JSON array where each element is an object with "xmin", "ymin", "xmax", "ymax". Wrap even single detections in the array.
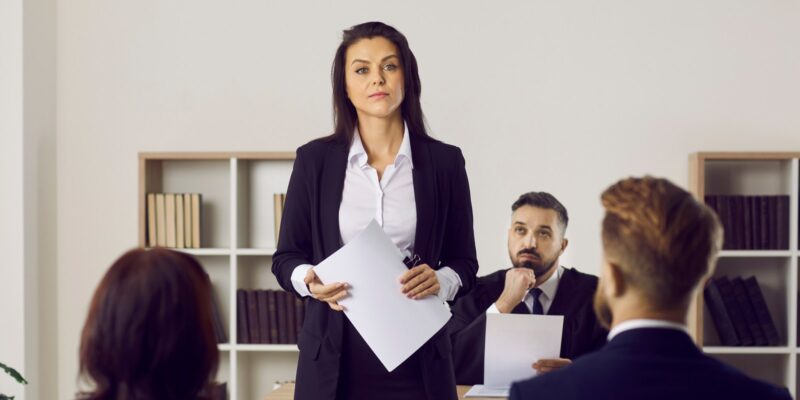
[{"xmin": 272, "ymin": 134, "xmax": 478, "ymax": 400}]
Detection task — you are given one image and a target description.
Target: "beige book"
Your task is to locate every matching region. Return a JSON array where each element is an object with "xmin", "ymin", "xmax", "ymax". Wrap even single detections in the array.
[
  {"xmin": 156, "ymin": 194, "xmax": 167, "ymax": 247},
  {"xmin": 184, "ymin": 194, "xmax": 192, "ymax": 248},
  {"xmin": 175, "ymin": 194, "xmax": 185, "ymax": 249},
  {"xmin": 191, "ymin": 193, "xmax": 201, "ymax": 248},
  {"xmin": 165, "ymin": 193, "xmax": 176, "ymax": 248},
  {"xmin": 147, "ymin": 193, "xmax": 157, "ymax": 247}
]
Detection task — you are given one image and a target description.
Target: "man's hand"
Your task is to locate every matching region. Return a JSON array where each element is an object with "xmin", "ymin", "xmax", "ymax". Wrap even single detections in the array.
[
  {"xmin": 532, "ymin": 358, "xmax": 572, "ymax": 374},
  {"xmin": 495, "ymin": 267, "xmax": 536, "ymax": 313},
  {"xmin": 304, "ymin": 268, "xmax": 348, "ymax": 311}
]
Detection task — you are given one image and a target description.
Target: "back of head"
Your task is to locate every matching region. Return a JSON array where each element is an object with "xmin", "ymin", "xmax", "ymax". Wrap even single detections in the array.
[
  {"xmin": 601, "ymin": 176, "xmax": 723, "ymax": 311},
  {"xmin": 78, "ymin": 248, "xmax": 219, "ymax": 400}
]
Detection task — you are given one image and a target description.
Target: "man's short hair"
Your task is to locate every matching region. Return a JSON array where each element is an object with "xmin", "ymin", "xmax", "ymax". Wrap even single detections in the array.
[
  {"xmin": 512, "ymin": 192, "xmax": 569, "ymax": 233},
  {"xmin": 601, "ymin": 176, "xmax": 723, "ymax": 308}
]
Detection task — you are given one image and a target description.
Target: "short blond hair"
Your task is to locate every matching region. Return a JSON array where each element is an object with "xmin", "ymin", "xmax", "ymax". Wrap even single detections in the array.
[{"xmin": 601, "ymin": 176, "xmax": 723, "ymax": 308}]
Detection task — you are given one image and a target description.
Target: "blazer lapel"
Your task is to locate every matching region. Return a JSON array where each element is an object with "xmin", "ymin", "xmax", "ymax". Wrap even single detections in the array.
[
  {"xmin": 319, "ymin": 140, "xmax": 348, "ymax": 259},
  {"xmin": 411, "ymin": 135, "xmax": 437, "ymax": 266},
  {"xmin": 548, "ymin": 267, "xmax": 577, "ymax": 315}
]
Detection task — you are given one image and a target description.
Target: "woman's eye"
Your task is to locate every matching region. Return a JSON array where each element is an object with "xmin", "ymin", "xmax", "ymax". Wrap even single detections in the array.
[
  {"xmin": 355, "ymin": 67, "xmax": 368, "ymax": 74},
  {"xmin": 384, "ymin": 64, "xmax": 398, "ymax": 71}
]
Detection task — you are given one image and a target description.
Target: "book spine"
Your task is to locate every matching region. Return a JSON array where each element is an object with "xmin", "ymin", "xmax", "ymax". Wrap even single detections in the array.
[
  {"xmin": 175, "ymin": 194, "xmax": 185, "ymax": 249},
  {"xmin": 247, "ymin": 290, "xmax": 261, "ymax": 344},
  {"xmin": 744, "ymin": 276, "xmax": 781, "ymax": 346},
  {"xmin": 184, "ymin": 194, "xmax": 193, "ymax": 248},
  {"xmin": 716, "ymin": 277, "xmax": 753, "ymax": 345},
  {"xmin": 156, "ymin": 193, "xmax": 166, "ymax": 247},
  {"xmin": 731, "ymin": 277, "xmax": 767, "ymax": 346},
  {"xmin": 285, "ymin": 291, "xmax": 297, "ymax": 344},
  {"xmin": 276, "ymin": 289, "xmax": 287, "ymax": 344},
  {"xmin": 236, "ymin": 289, "xmax": 249, "ymax": 344},
  {"xmin": 165, "ymin": 193, "xmax": 176, "ymax": 248},
  {"xmin": 257, "ymin": 290, "xmax": 271, "ymax": 344},
  {"xmin": 147, "ymin": 193, "xmax": 157, "ymax": 247},
  {"xmin": 192, "ymin": 193, "xmax": 201, "ymax": 248},
  {"xmin": 704, "ymin": 279, "xmax": 740, "ymax": 346},
  {"xmin": 267, "ymin": 290, "xmax": 279, "ymax": 344}
]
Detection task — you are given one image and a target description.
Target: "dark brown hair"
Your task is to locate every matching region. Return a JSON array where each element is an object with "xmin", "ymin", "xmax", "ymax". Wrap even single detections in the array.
[
  {"xmin": 512, "ymin": 191, "xmax": 569, "ymax": 233},
  {"xmin": 329, "ymin": 21, "xmax": 430, "ymax": 143},
  {"xmin": 601, "ymin": 176, "xmax": 723, "ymax": 309},
  {"xmin": 78, "ymin": 248, "xmax": 219, "ymax": 400}
]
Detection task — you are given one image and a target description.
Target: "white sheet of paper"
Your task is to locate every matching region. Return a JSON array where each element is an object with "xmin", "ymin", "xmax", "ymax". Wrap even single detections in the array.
[
  {"xmin": 484, "ymin": 313, "xmax": 564, "ymax": 387},
  {"xmin": 313, "ymin": 220, "xmax": 452, "ymax": 372},
  {"xmin": 464, "ymin": 385, "xmax": 510, "ymax": 398}
]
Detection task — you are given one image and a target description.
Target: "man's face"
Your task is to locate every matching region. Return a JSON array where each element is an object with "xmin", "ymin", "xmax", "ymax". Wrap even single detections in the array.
[{"xmin": 507, "ymin": 205, "xmax": 566, "ymax": 278}]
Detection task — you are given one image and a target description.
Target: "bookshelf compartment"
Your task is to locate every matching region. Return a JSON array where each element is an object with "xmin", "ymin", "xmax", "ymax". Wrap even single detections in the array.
[
  {"xmin": 703, "ymin": 257, "xmax": 791, "ymax": 347},
  {"xmin": 236, "ymin": 159, "xmax": 293, "ymax": 250},
  {"xmin": 237, "ymin": 256, "xmax": 281, "ymax": 290},
  {"xmin": 144, "ymin": 159, "xmax": 231, "ymax": 249},
  {"xmin": 712, "ymin": 354, "xmax": 792, "ymax": 392},
  {"xmin": 704, "ymin": 160, "xmax": 793, "ymax": 196},
  {"xmin": 236, "ymin": 352, "xmax": 297, "ymax": 400}
]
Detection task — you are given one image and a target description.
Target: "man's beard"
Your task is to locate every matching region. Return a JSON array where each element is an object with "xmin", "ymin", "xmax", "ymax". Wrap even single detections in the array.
[
  {"xmin": 593, "ymin": 282, "xmax": 613, "ymax": 330},
  {"xmin": 514, "ymin": 250, "xmax": 556, "ymax": 278}
]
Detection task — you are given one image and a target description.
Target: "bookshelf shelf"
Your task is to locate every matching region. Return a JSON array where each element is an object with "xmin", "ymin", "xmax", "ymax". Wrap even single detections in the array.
[
  {"xmin": 234, "ymin": 344, "xmax": 299, "ymax": 352},
  {"xmin": 139, "ymin": 152, "xmax": 297, "ymax": 400},
  {"xmin": 690, "ymin": 152, "xmax": 800, "ymax": 397},
  {"xmin": 704, "ymin": 346, "xmax": 793, "ymax": 355}
]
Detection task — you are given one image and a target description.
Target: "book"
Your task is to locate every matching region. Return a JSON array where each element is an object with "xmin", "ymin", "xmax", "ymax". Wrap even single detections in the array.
[
  {"xmin": 776, "ymin": 196, "xmax": 789, "ymax": 250},
  {"xmin": 175, "ymin": 194, "xmax": 185, "ymax": 249},
  {"xmin": 267, "ymin": 290, "xmax": 279, "ymax": 344},
  {"xmin": 147, "ymin": 193, "xmax": 157, "ymax": 247},
  {"xmin": 743, "ymin": 276, "xmax": 780, "ymax": 346},
  {"xmin": 759, "ymin": 196, "xmax": 769, "ymax": 249},
  {"xmin": 247, "ymin": 290, "xmax": 261, "ymax": 344},
  {"xmin": 165, "ymin": 193, "xmax": 176, "ymax": 248},
  {"xmin": 236, "ymin": 289, "xmax": 249, "ymax": 344},
  {"xmin": 191, "ymin": 193, "xmax": 201, "ymax": 248},
  {"xmin": 156, "ymin": 194, "xmax": 167, "ymax": 247},
  {"xmin": 716, "ymin": 277, "xmax": 753, "ymax": 345},
  {"xmin": 276, "ymin": 290, "xmax": 288, "ymax": 344},
  {"xmin": 730, "ymin": 277, "xmax": 767, "ymax": 346},
  {"xmin": 743, "ymin": 196, "xmax": 754, "ymax": 249},
  {"xmin": 704, "ymin": 279, "xmax": 739, "ymax": 346},
  {"xmin": 184, "ymin": 194, "xmax": 193, "ymax": 248},
  {"xmin": 257, "ymin": 290, "xmax": 271, "ymax": 344}
]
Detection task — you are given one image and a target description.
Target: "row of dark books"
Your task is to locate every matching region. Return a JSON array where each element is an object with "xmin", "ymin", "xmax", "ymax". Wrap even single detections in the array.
[
  {"xmin": 704, "ymin": 276, "xmax": 780, "ymax": 346},
  {"xmin": 237, "ymin": 289, "xmax": 305, "ymax": 344},
  {"xmin": 146, "ymin": 193, "xmax": 202, "ymax": 248},
  {"xmin": 704, "ymin": 195, "xmax": 790, "ymax": 250}
]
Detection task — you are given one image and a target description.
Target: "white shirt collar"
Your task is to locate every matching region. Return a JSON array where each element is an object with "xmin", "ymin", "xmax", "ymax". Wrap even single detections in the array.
[
  {"xmin": 348, "ymin": 124, "xmax": 413, "ymax": 169},
  {"xmin": 531, "ymin": 265, "xmax": 563, "ymax": 303},
  {"xmin": 607, "ymin": 319, "xmax": 690, "ymax": 341}
]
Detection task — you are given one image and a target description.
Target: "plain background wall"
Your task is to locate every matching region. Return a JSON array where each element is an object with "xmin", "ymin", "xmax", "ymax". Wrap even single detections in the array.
[{"xmin": 40, "ymin": 0, "xmax": 800, "ymax": 397}]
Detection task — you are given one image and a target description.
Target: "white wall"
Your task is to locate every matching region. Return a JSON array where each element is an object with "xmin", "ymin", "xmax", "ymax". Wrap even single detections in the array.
[{"xmin": 56, "ymin": 0, "xmax": 800, "ymax": 397}]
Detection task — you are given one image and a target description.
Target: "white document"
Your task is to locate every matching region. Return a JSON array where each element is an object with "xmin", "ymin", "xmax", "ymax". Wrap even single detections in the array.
[
  {"xmin": 313, "ymin": 220, "xmax": 452, "ymax": 372},
  {"xmin": 484, "ymin": 313, "xmax": 564, "ymax": 388},
  {"xmin": 464, "ymin": 384, "xmax": 510, "ymax": 398}
]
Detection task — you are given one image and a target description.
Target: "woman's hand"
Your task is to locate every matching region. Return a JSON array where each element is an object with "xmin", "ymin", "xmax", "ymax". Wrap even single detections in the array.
[
  {"xmin": 399, "ymin": 264, "xmax": 440, "ymax": 300},
  {"xmin": 304, "ymin": 268, "xmax": 349, "ymax": 311}
]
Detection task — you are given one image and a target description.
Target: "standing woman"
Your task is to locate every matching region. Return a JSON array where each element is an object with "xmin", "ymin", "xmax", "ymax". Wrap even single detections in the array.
[{"xmin": 272, "ymin": 21, "xmax": 478, "ymax": 400}]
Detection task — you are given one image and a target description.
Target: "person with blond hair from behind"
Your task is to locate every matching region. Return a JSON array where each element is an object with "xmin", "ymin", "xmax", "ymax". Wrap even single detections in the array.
[{"xmin": 509, "ymin": 176, "xmax": 791, "ymax": 400}]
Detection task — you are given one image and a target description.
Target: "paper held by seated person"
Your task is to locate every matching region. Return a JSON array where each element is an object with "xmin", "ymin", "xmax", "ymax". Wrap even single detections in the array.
[
  {"xmin": 313, "ymin": 219, "xmax": 452, "ymax": 372},
  {"xmin": 483, "ymin": 313, "xmax": 564, "ymax": 388}
]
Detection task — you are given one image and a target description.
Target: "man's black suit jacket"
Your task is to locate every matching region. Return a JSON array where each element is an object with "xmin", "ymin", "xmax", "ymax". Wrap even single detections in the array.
[
  {"xmin": 448, "ymin": 267, "xmax": 607, "ymax": 385},
  {"xmin": 510, "ymin": 328, "xmax": 792, "ymax": 400},
  {"xmin": 272, "ymin": 134, "xmax": 478, "ymax": 400}
]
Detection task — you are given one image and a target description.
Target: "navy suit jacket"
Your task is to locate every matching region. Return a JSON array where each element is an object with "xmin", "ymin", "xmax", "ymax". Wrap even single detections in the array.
[
  {"xmin": 272, "ymin": 134, "xmax": 478, "ymax": 400},
  {"xmin": 509, "ymin": 328, "xmax": 792, "ymax": 400},
  {"xmin": 448, "ymin": 267, "xmax": 607, "ymax": 385}
]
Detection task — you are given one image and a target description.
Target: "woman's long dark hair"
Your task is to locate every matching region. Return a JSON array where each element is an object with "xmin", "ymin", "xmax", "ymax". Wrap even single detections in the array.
[
  {"xmin": 77, "ymin": 248, "xmax": 219, "ymax": 400},
  {"xmin": 329, "ymin": 21, "xmax": 431, "ymax": 143}
]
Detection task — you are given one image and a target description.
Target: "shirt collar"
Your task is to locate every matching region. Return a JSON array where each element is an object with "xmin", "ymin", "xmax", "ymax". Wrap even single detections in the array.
[
  {"xmin": 607, "ymin": 319, "xmax": 690, "ymax": 341},
  {"xmin": 529, "ymin": 265, "xmax": 563, "ymax": 303},
  {"xmin": 348, "ymin": 124, "xmax": 413, "ymax": 169}
]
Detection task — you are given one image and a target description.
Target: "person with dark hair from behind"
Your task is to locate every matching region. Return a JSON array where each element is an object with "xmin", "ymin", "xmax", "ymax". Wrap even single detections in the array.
[
  {"xmin": 76, "ymin": 248, "xmax": 220, "ymax": 400},
  {"xmin": 448, "ymin": 192, "xmax": 607, "ymax": 385},
  {"xmin": 509, "ymin": 177, "xmax": 791, "ymax": 400}
]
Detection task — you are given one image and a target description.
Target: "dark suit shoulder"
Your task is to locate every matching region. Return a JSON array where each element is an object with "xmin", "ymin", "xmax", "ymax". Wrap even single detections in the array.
[
  {"xmin": 296, "ymin": 137, "xmax": 343, "ymax": 158},
  {"xmin": 421, "ymin": 137, "xmax": 465, "ymax": 168}
]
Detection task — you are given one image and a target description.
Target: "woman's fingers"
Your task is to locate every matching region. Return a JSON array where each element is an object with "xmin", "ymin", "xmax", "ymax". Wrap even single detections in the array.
[
  {"xmin": 412, "ymin": 282, "xmax": 440, "ymax": 300},
  {"xmin": 401, "ymin": 265, "xmax": 434, "ymax": 293},
  {"xmin": 311, "ymin": 281, "xmax": 347, "ymax": 297},
  {"xmin": 399, "ymin": 264, "xmax": 425, "ymax": 284}
]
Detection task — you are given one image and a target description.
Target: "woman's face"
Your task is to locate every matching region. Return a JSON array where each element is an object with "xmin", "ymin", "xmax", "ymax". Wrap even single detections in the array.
[{"xmin": 344, "ymin": 36, "xmax": 405, "ymax": 121}]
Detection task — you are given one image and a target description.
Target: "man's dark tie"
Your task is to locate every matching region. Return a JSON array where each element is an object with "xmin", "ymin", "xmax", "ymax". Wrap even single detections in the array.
[{"xmin": 531, "ymin": 288, "xmax": 544, "ymax": 315}]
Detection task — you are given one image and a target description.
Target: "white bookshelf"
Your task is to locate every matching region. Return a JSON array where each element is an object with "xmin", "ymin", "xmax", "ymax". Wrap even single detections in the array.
[
  {"xmin": 139, "ymin": 152, "xmax": 298, "ymax": 400},
  {"xmin": 689, "ymin": 153, "xmax": 799, "ymax": 397}
]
